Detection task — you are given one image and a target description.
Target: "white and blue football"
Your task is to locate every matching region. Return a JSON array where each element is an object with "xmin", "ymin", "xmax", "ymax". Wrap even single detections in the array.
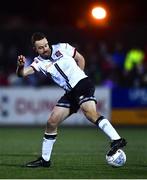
[{"xmin": 106, "ymin": 149, "xmax": 126, "ymax": 167}]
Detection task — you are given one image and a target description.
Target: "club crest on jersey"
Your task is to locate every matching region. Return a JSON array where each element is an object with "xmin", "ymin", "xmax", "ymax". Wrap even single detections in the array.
[{"xmin": 55, "ymin": 50, "xmax": 63, "ymax": 58}]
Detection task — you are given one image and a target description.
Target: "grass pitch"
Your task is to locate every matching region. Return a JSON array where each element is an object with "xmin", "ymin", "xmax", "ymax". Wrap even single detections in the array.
[{"xmin": 0, "ymin": 126, "xmax": 147, "ymax": 179}]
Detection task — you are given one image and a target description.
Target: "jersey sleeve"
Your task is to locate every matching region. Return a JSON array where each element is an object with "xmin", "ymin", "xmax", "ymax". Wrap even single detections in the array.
[
  {"xmin": 64, "ymin": 43, "xmax": 76, "ymax": 58},
  {"xmin": 30, "ymin": 58, "xmax": 40, "ymax": 72}
]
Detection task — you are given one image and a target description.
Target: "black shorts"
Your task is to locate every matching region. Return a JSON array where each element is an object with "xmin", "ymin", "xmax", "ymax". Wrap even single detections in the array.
[{"xmin": 56, "ymin": 77, "xmax": 97, "ymax": 114}]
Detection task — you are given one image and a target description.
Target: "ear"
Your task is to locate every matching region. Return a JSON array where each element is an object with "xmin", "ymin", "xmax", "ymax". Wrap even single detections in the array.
[{"xmin": 33, "ymin": 46, "xmax": 37, "ymax": 52}]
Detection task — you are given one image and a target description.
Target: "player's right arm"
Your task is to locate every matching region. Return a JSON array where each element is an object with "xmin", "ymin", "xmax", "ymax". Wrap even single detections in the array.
[{"xmin": 16, "ymin": 55, "xmax": 35, "ymax": 77}]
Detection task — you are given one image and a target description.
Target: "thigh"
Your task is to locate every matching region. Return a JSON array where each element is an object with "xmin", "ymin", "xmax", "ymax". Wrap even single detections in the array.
[{"xmin": 49, "ymin": 105, "xmax": 70, "ymax": 124}]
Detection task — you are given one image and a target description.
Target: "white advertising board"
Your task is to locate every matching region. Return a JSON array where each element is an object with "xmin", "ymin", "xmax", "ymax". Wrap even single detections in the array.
[{"xmin": 0, "ymin": 87, "xmax": 111, "ymax": 125}]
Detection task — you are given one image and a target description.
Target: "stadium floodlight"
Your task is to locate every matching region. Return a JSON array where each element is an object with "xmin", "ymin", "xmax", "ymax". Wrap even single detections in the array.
[{"xmin": 91, "ymin": 6, "xmax": 107, "ymax": 20}]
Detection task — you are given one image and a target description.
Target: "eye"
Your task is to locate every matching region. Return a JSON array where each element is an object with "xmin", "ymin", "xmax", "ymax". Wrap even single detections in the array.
[
  {"xmin": 38, "ymin": 46, "xmax": 43, "ymax": 50},
  {"xmin": 45, "ymin": 44, "xmax": 48, "ymax": 48}
]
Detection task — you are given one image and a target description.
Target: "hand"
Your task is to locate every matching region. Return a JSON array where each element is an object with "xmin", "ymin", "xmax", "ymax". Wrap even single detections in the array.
[{"xmin": 17, "ymin": 55, "xmax": 26, "ymax": 66}]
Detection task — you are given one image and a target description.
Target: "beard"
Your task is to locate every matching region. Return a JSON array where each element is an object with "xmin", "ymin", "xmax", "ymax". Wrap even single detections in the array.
[{"xmin": 41, "ymin": 51, "xmax": 50, "ymax": 59}]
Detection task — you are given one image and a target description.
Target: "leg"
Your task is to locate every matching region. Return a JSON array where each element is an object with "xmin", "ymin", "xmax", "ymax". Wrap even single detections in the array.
[
  {"xmin": 80, "ymin": 100, "xmax": 127, "ymax": 155},
  {"xmin": 45, "ymin": 105, "xmax": 70, "ymax": 134},
  {"xmin": 41, "ymin": 106, "xmax": 70, "ymax": 161},
  {"xmin": 80, "ymin": 100, "xmax": 100, "ymax": 123},
  {"xmin": 25, "ymin": 106, "xmax": 70, "ymax": 168}
]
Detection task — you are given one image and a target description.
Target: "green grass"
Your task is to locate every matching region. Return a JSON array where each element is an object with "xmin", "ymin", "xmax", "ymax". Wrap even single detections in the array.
[{"xmin": 0, "ymin": 126, "xmax": 147, "ymax": 179}]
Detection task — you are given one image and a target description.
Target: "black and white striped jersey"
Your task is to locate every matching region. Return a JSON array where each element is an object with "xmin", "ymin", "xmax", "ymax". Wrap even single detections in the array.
[{"xmin": 31, "ymin": 43, "xmax": 87, "ymax": 91}]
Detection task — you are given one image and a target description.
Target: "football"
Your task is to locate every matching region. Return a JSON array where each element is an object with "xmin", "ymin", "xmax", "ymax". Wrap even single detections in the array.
[{"xmin": 106, "ymin": 149, "xmax": 126, "ymax": 167}]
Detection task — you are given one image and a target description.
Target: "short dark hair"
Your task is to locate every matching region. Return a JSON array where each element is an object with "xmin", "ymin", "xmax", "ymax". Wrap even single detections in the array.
[{"xmin": 31, "ymin": 32, "xmax": 46, "ymax": 46}]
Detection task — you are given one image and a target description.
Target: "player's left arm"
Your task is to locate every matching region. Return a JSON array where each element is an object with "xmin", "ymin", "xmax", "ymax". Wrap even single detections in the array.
[{"xmin": 74, "ymin": 51, "xmax": 85, "ymax": 70}]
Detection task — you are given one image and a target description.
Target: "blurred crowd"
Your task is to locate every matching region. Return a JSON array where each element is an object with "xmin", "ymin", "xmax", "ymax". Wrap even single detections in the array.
[
  {"xmin": 83, "ymin": 42, "xmax": 147, "ymax": 88},
  {"xmin": 0, "ymin": 35, "xmax": 147, "ymax": 89}
]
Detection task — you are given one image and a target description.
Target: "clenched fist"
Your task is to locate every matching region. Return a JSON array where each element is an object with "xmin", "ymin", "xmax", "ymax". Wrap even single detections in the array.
[{"xmin": 17, "ymin": 55, "xmax": 26, "ymax": 66}]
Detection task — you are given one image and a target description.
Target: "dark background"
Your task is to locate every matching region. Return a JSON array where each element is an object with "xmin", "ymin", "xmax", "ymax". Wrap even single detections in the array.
[
  {"xmin": 1, "ymin": 0, "xmax": 147, "ymax": 87},
  {"xmin": 1, "ymin": 0, "xmax": 147, "ymax": 26},
  {"xmin": 0, "ymin": 0, "xmax": 146, "ymax": 47}
]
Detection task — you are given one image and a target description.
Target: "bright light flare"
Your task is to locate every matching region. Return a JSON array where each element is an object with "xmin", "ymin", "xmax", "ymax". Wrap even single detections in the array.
[{"xmin": 91, "ymin": 7, "xmax": 107, "ymax": 20}]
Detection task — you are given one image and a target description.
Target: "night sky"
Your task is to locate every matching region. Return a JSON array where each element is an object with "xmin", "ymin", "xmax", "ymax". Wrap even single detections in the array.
[{"xmin": 0, "ymin": 0, "xmax": 147, "ymax": 27}]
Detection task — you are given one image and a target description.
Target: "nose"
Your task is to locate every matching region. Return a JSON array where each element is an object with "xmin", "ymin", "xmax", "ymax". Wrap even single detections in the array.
[{"xmin": 42, "ymin": 47, "xmax": 47, "ymax": 53}]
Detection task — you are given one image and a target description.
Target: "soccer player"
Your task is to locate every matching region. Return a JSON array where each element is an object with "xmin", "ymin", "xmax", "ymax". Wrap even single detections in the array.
[{"xmin": 16, "ymin": 32, "xmax": 127, "ymax": 168}]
